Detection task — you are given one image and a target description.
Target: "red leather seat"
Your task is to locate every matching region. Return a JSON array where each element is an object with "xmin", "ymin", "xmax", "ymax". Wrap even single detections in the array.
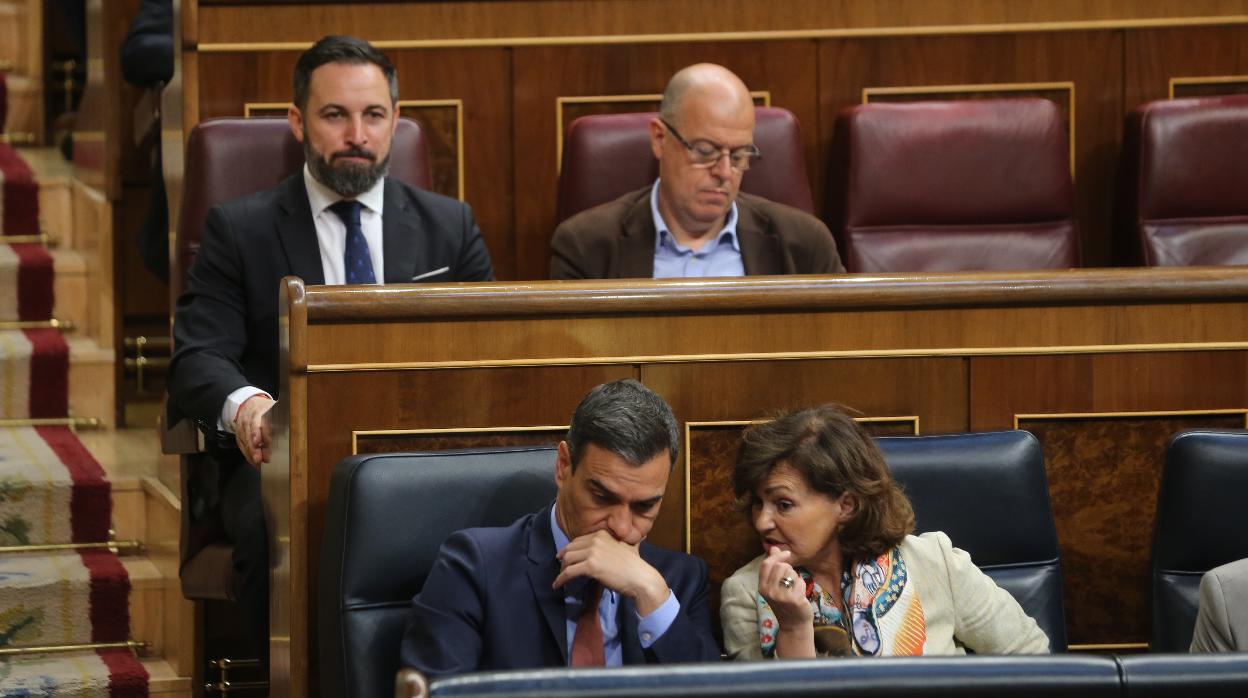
[
  {"xmin": 178, "ymin": 117, "xmax": 431, "ymax": 279},
  {"xmin": 827, "ymin": 99, "xmax": 1080, "ymax": 273},
  {"xmin": 1120, "ymin": 94, "xmax": 1248, "ymax": 266},
  {"xmin": 556, "ymin": 107, "xmax": 814, "ymax": 224},
  {"xmin": 174, "ymin": 116, "xmax": 431, "ymax": 600}
]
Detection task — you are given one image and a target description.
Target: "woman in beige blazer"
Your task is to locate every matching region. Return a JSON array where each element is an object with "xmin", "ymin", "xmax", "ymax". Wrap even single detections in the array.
[{"xmin": 720, "ymin": 405, "xmax": 1049, "ymax": 660}]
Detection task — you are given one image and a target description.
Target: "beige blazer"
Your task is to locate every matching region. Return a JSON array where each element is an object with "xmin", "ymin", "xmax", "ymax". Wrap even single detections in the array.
[
  {"xmin": 721, "ymin": 531, "xmax": 1050, "ymax": 660},
  {"xmin": 1191, "ymin": 557, "xmax": 1248, "ymax": 652}
]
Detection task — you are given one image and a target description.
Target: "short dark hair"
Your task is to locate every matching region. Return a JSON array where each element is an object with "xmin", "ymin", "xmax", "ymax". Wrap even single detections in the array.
[
  {"xmin": 566, "ymin": 380, "xmax": 679, "ymax": 471},
  {"xmin": 733, "ymin": 404, "xmax": 914, "ymax": 560},
  {"xmin": 292, "ymin": 35, "xmax": 398, "ymax": 112}
]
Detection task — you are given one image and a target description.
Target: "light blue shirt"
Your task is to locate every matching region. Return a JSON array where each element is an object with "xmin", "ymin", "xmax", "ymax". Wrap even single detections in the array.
[
  {"xmin": 650, "ymin": 179, "xmax": 746, "ymax": 278},
  {"xmin": 550, "ymin": 505, "xmax": 679, "ymax": 665}
]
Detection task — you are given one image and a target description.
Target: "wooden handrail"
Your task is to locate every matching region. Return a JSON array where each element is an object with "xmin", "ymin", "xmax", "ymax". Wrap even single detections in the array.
[{"xmin": 302, "ymin": 267, "xmax": 1248, "ymax": 321}]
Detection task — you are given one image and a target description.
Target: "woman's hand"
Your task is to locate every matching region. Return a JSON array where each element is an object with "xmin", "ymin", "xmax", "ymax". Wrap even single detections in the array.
[{"xmin": 757, "ymin": 548, "xmax": 811, "ymax": 626}]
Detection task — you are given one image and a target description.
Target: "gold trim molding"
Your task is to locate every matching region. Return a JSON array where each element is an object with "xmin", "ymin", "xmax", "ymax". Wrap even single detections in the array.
[
  {"xmin": 1013, "ymin": 408, "xmax": 1248, "ymax": 430},
  {"xmin": 351, "ymin": 424, "xmax": 567, "ymax": 454},
  {"xmin": 682, "ymin": 417, "xmax": 919, "ymax": 552},
  {"xmin": 554, "ymin": 91, "xmax": 771, "ymax": 175},
  {"xmin": 863, "ymin": 81, "xmax": 1076, "ymax": 177},
  {"xmin": 308, "ymin": 340, "xmax": 1248, "ymax": 374},
  {"xmin": 243, "ymin": 100, "xmax": 466, "ymax": 200},
  {"xmin": 196, "ymin": 15, "xmax": 1248, "ymax": 53},
  {"xmin": 1168, "ymin": 74, "xmax": 1248, "ymax": 99}
]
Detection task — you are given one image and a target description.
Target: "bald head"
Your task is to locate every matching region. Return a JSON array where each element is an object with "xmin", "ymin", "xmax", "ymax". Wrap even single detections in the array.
[{"xmin": 659, "ymin": 63, "xmax": 754, "ymax": 128}]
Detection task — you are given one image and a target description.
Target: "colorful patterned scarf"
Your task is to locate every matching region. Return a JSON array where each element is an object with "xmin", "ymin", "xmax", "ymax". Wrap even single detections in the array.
[{"xmin": 756, "ymin": 546, "xmax": 927, "ymax": 657}]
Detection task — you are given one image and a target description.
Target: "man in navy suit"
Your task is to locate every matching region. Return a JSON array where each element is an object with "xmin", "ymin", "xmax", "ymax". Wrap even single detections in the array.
[{"xmin": 400, "ymin": 380, "xmax": 721, "ymax": 679}]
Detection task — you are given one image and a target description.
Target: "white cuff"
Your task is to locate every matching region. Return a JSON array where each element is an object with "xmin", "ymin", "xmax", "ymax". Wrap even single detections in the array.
[{"xmin": 219, "ymin": 386, "xmax": 272, "ymax": 433}]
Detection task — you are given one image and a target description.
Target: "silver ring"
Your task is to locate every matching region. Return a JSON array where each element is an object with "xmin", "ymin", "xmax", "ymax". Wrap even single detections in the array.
[{"xmin": 779, "ymin": 576, "xmax": 795, "ymax": 589}]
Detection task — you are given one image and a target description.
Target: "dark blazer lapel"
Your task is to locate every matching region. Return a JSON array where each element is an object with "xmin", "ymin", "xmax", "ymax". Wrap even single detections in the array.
[
  {"xmin": 736, "ymin": 196, "xmax": 783, "ymax": 276},
  {"xmin": 525, "ymin": 503, "xmax": 569, "ymax": 662},
  {"xmin": 381, "ymin": 178, "xmax": 421, "ymax": 283},
  {"xmin": 276, "ymin": 175, "xmax": 326, "ymax": 285},
  {"xmin": 617, "ymin": 189, "xmax": 657, "ymax": 278}
]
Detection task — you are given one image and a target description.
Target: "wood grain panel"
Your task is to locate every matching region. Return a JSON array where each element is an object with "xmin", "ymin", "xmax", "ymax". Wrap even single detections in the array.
[
  {"xmin": 1022, "ymin": 413, "xmax": 1246, "ymax": 646},
  {"xmin": 195, "ymin": 1, "xmax": 1248, "ymax": 44},
  {"xmin": 970, "ymin": 351, "xmax": 1248, "ymax": 646},
  {"xmin": 513, "ymin": 41, "xmax": 819, "ymax": 280},
  {"xmin": 195, "ymin": 48, "xmax": 515, "ymax": 276},
  {"xmin": 1125, "ymin": 25, "xmax": 1248, "ymax": 107},
  {"xmin": 355, "ymin": 428, "xmax": 564, "ymax": 455},
  {"xmin": 819, "ymin": 31, "xmax": 1123, "ymax": 266}
]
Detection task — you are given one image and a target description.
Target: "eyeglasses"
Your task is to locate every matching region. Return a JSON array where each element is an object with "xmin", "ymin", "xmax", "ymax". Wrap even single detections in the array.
[{"xmin": 660, "ymin": 119, "xmax": 761, "ymax": 172}]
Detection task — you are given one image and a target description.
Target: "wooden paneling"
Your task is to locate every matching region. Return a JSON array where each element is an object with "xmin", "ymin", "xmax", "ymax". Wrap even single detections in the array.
[
  {"xmin": 512, "ymin": 41, "xmax": 818, "ymax": 279},
  {"xmin": 819, "ymin": 31, "xmax": 1124, "ymax": 267},
  {"xmin": 181, "ymin": 8, "xmax": 1248, "ymax": 278},
  {"xmin": 1125, "ymin": 25, "xmax": 1248, "ymax": 107},
  {"xmin": 1025, "ymin": 412, "xmax": 1246, "ymax": 646},
  {"xmin": 264, "ymin": 271, "xmax": 1248, "ymax": 694},
  {"xmin": 194, "ymin": 1, "xmax": 1248, "ymax": 44},
  {"xmin": 970, "ymin": 352, "xmax": 1248, "ymax": 646}
]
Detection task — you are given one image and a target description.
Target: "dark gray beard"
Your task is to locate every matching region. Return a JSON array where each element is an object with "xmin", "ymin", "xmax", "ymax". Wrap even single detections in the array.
[{"xmin": 305, "ymin": 142, "xmax": 391, "ymax": 198}]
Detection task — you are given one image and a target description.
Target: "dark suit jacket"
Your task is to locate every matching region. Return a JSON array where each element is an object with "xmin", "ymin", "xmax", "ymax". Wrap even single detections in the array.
[
  {"xmin": 399, "ymin": 504, "xmax": 721, "ymax": 680},
  {"xmin": 550, "ymin": 186, "xmax": 845, "ymax": 279},
  {"xmin": 168, "ymin": 173, "xmax": 493, "ymax": 434}
]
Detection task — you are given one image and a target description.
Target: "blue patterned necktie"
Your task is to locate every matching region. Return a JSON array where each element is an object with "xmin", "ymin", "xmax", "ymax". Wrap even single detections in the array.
[{"xmin": 329, "ymin": 200, "xmax": 376, "ymax": 284}]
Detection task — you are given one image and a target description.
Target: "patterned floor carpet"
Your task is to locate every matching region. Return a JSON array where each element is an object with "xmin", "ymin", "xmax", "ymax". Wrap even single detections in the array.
[{"xmin": 0, "ymin": 121, "xmax": 149, "ymax": 695}]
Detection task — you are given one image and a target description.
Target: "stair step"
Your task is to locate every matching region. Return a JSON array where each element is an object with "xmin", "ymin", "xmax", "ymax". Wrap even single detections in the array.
[
  {"xmin": 18, "ymin": 146, "xmax": 74, "ymax": 243},
  {"xmin": 51, "ymin": 247, "xmax": 87, "ymax": 330},
  {"xmin": 67, "ymin": 336, "xmax": 116, "ymax": 429},
  {"xmin": 0, "ymin": 3, "xmax": 19, "ymax": 70},
  {"xmin": 0, "ymin": 647, "xmax": 161, "ymax": 697},
  {"xmin": 2, "ymin": 73, "xmax": 42, "ymax": 143},
  {"xmin": 145, "ymin": 656, "xmax": 193, "ymax": 695}
]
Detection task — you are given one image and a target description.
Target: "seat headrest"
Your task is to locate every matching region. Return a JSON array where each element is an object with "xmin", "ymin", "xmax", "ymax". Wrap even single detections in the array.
[
  {"xmin": 836, "ymin": 98, "xmax": 1073, "ymax": 227},
  {"xmin": 556, "ymin": 107, "xmax": 814, "ymax": 223}
]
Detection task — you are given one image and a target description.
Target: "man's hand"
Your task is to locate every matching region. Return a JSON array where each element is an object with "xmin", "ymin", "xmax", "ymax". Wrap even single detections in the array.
[
  {"xmin": 233, "ymin": 394, "xmax": 275, "ymax": 467},
  {"xmin": 553, "ymin": 530, "xmax": 671, "ymax": 616}
]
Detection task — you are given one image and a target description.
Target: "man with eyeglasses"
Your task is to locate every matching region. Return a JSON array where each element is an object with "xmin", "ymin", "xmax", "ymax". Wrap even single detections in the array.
[{"xmin": 551, "ymin": 63, "xmax": 844, "ymax": 279}]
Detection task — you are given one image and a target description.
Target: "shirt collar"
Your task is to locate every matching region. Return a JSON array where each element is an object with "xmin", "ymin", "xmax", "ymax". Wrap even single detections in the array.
[
  {"xmin": 303, "ymin": 163, "xmax": 386, "ymax": 216},
  {"xmin": 649, "ymin": 178, "xmax": 740, "ymax": 254}
]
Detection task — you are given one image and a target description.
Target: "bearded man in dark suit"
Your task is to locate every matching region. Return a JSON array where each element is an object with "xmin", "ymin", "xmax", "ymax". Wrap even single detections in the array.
[{"xmin": 168, "ymin": 35, "xmax": 493, "ymax": 662}]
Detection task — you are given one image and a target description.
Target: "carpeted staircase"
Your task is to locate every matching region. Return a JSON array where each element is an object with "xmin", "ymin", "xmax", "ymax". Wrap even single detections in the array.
[{"xmin": 0, "ymin": 70, "xmax": 150, "ymax": 696}]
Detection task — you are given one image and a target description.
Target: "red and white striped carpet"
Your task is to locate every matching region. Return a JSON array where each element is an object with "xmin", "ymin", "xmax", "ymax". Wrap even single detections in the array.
[{"xmin": 0, "ymin": 117, "xmax": 149, "ymax": 695}]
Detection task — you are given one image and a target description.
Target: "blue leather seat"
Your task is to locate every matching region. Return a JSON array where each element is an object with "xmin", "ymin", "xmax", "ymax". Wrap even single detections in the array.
[
  {"xmin": 877, "ymin": 430, "xmax": 1068, "ymax": 652},
  {"xmin": 1151, "ymin": 430, "xmax": 1248, "ymax": 651},
  {"xmin": 1119, "ymin": 652, "xmax": 1248, "ymax": 698},
  {"xmin": 318, "ymin": 446, "xmax": 559, "ymax": 698},
  {"xmin": 428, "ymin": 655, "xmax": 1121, "ymax": 697}
]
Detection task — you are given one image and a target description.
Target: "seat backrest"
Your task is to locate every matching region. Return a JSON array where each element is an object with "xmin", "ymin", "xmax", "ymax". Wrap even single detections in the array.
[
  {"xmin": 427, "ymin": 655, "xmax": 1122, "ymax": 697},
  {"xmin": 556, "ymin": 107, "xmax": 814, "ymax": 223},
  {"xmin": 828, "ymin": 98, "xmax": 1079, "ymax": 272},
  {"xmin": 1120, "ymin": 95, "xmax": 1248, "ymax": 266},
  {"xmin": 319, "ymin": 446, "xmax": 559, "ymax": 698},
  {"xmin": 1151, "ymin": 430, "xmax": 1248, "ymax": 651},
  {"xmin": 876, "ymin": 430, "xmax": 1067, "ymax": 651},
  {"xmin": 177, "ymin": 116, "xmax": 432, "ymax": 279},
  {"xmin": 1118, "ymin": 653, "xmax": 1248, "ymax": 698}
]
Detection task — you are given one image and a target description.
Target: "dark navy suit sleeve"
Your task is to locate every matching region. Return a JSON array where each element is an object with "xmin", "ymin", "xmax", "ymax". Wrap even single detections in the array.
[
  {"xmin": 454, "ymin": 202, "xmax": 494, "ymax": 282},
  {"xmin": 400, "ymin": 530, "xmax": 489, "ymax": 679},
  {"xmin": 168, "ymin": 204, "xmax": 253, "ymax": 429},
  {"xmin": 647, "ymin": 554, "xmax": 722, "ymax": 663}
]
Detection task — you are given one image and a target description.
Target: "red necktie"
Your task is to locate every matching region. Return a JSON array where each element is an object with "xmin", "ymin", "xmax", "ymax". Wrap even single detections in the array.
[{"xmin": 570, "ymin": 581, "xmax": 605, "ymax": 666}]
